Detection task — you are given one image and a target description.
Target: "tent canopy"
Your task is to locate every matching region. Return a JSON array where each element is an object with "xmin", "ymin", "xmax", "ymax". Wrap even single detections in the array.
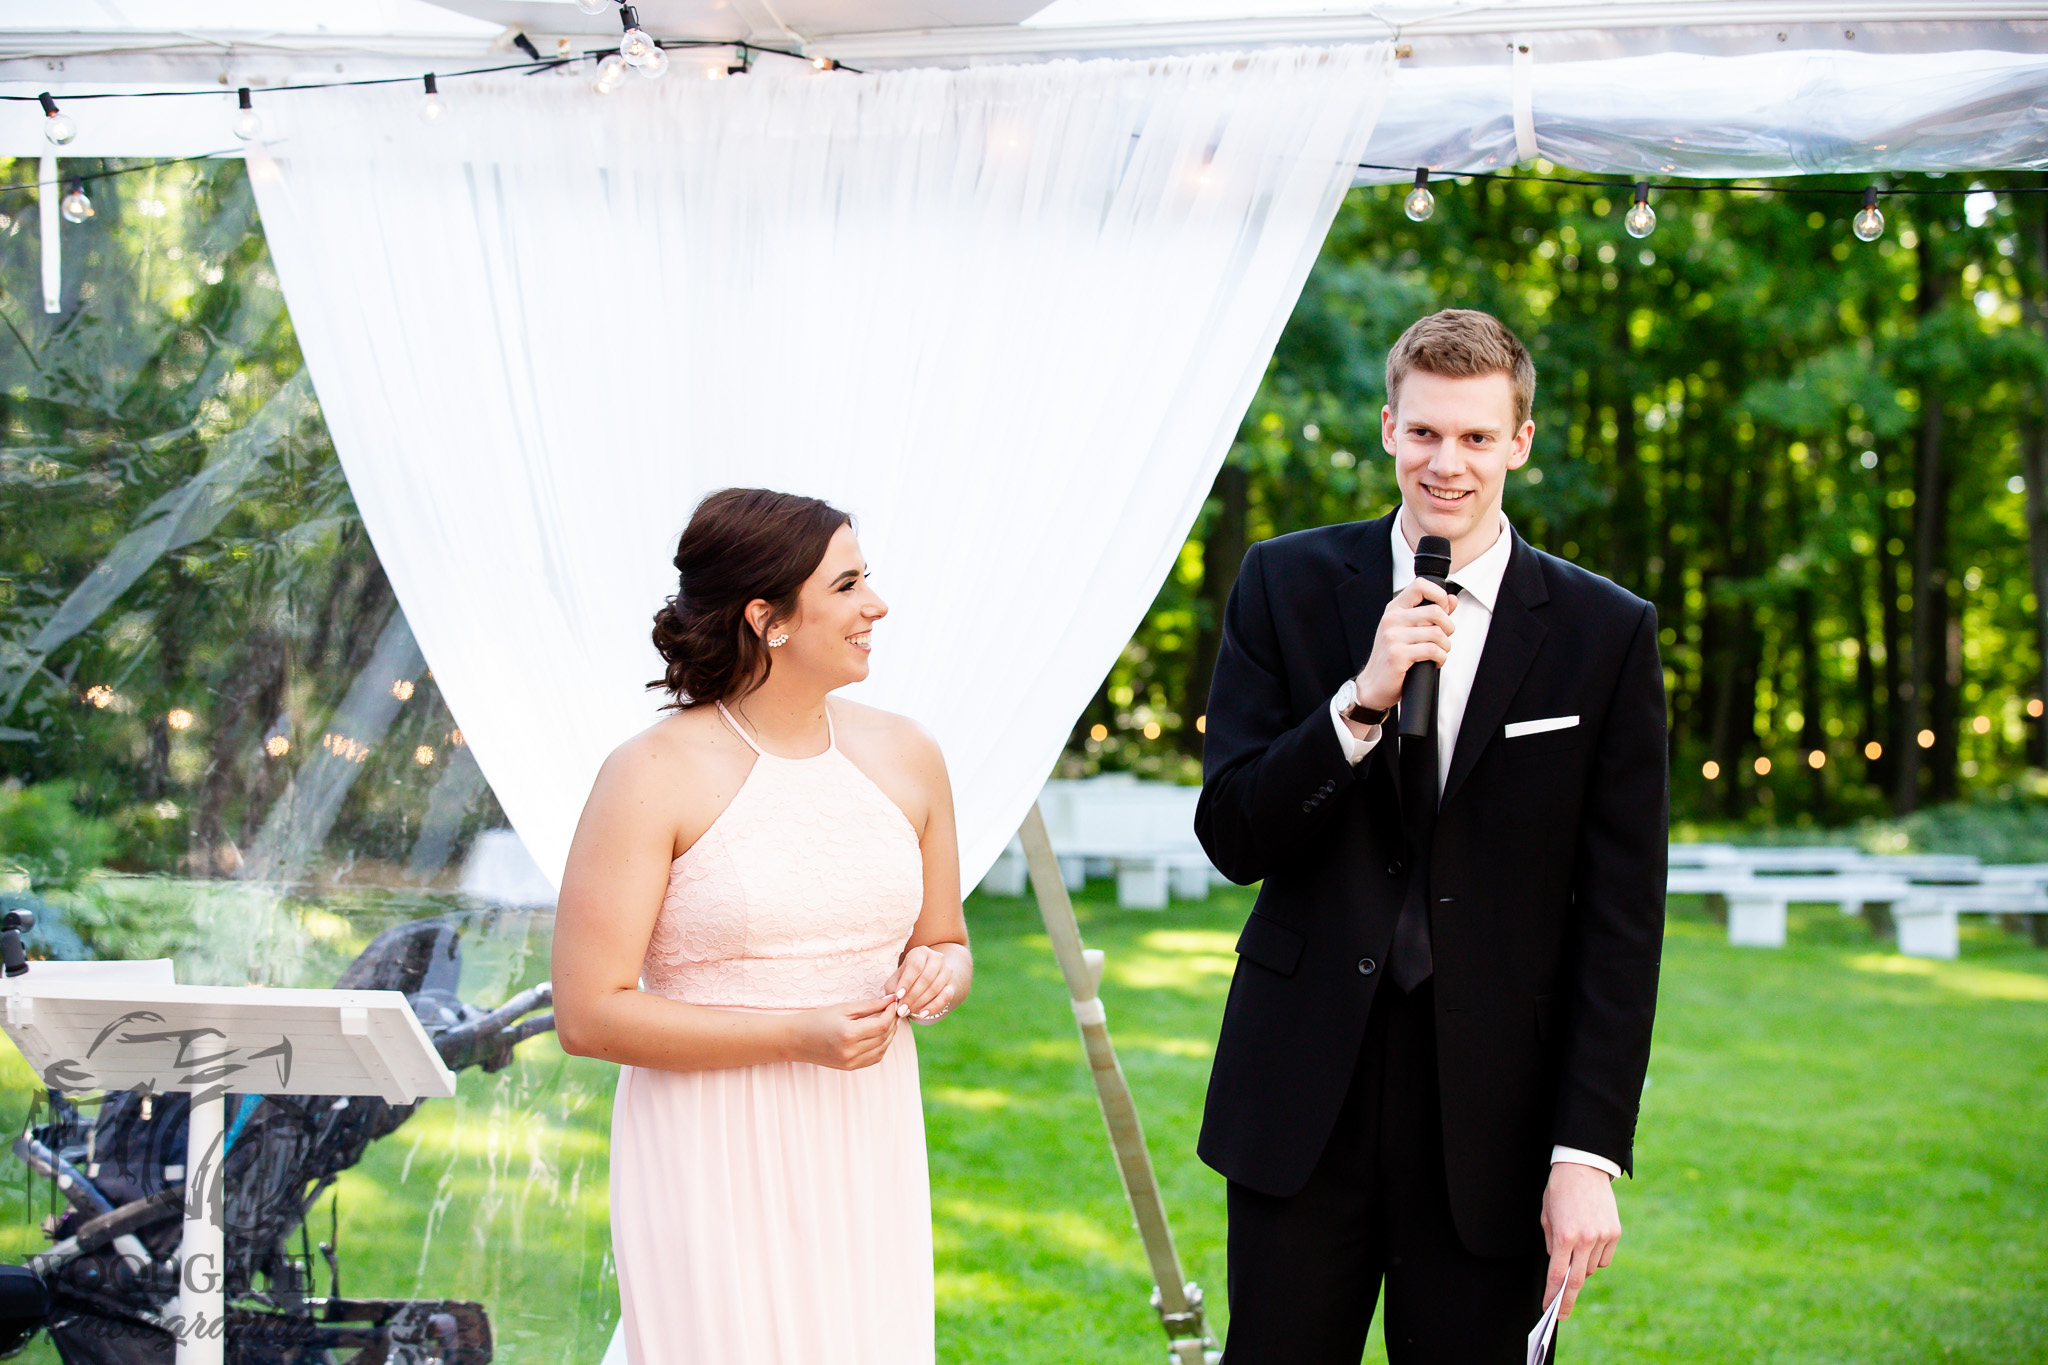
[{"xmin": 6, "ymin": 2, "xmax": 2046, "ymax": 175}]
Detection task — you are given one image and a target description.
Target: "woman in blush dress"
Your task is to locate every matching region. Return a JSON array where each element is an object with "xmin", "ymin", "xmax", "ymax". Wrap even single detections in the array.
[{"xmin": 552, "ymin": 487, "xmax": 971, "ymax": 1365}]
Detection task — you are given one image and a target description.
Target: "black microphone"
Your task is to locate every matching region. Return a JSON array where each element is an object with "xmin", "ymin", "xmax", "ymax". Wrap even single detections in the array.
[{"xmin": 1397, "ymin": 535, "xmax": 1453, "ymax": 740}]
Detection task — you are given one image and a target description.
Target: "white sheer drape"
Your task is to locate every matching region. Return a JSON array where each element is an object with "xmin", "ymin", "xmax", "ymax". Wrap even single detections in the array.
[{"xmin": 243, "ymin": 47, "xmax": 1391, "ymax": 886}]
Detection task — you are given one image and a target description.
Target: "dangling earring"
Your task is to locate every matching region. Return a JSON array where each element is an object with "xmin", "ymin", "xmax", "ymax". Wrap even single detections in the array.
[{"xmin": 767, "ymin": 634, "xmax": 789, "ymax": 648}]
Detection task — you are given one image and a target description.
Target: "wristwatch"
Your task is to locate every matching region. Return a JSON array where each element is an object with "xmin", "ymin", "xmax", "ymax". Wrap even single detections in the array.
[{"xmin": 1341, "ymin": 679, "xmax": 1391, "ymax": 728}]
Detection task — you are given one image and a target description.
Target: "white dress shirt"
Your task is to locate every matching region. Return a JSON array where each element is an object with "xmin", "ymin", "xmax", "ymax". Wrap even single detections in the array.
[{"xmin": 1325, "ymin": 511, "xmax": 1622, "ymax": 1182}]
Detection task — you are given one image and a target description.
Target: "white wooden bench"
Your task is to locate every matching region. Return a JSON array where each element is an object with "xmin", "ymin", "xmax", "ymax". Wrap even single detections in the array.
[
  {"xmin": 1667, "ymin": 870, "xmax": 1919, "ymax": 949},
  {"xmin": 977, "ymin": 777, "xmax": 1222, "ymax": 908},
  {"xmin": 1666, "ymin": 843, "xmax": 2048, "ymax": 957},
  {"xmin": 1892, "ymin": 885, "xmax": 2048, "ymax": 959}
]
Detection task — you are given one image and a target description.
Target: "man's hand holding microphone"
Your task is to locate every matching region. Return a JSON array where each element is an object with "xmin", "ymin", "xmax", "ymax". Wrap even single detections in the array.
[{"xmin": 1345, "ymin": 536, "xmax": 1456, "ymax": 740}]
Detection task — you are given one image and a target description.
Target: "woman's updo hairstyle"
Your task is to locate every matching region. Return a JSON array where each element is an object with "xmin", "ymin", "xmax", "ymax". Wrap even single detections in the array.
[{"xmin": 650, "ymin": 488, "xmax": 852, "ymax": 709}]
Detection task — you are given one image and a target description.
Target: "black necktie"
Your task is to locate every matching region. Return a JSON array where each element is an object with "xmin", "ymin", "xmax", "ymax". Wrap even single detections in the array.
[
  {"xmin": 1390, "ymin": 718, "xmax": 1437, "ymax": 991},
  {"xmin": 1389, "ymin": 579, "xmax": 1458, "ymax": 992}
]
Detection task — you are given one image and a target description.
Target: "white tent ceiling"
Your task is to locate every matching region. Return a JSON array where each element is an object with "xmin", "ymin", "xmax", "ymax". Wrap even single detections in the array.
[
  {"xmin": 1, "ymin": 3, "xmax": 2045, "ymax": 174},
  {"xmin": 11, "ymin": 2, "xmax": 2046, "ymax": 70}
]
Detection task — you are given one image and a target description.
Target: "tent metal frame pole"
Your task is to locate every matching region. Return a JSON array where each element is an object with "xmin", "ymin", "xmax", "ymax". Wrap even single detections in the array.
[{"xmin": 1017, "ymin": 802, "xmax": 1217, "ymax": 1365}]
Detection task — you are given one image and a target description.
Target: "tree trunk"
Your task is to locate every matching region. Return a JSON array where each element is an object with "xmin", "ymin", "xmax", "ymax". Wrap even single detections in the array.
[
  {"xmin": 1184, "ymin": 460, "xmax": 1248, "ymax": 754},
  {"xmin": 1898, "ymin": 232, "xmax": 1949, "ymax": 814},
  {"xmin": 1729, "ymin": 615, "xmax": 1763, "ymax": 819},
  {"xmin": 2025, "ymin": 420, "xmax": 2048, "ymax": 768},
  {"xmin": 1855, "ymin": 544, "xmax": 1882, "ymax": 788},
  {"xmin": 1798, "ymin": 586, "xmax": 1826, "ymax": 818},
  {"xmin": 1878, "ymin": 499, "xmax": 1906, "ymax": 792},
  {"xmin": 2025, "ymin": 186, "xmax": 2048, "ymax": 767},
  {"xmin": 1609, "ymin": 276, "xmax": 1645, "ymax": 594}
]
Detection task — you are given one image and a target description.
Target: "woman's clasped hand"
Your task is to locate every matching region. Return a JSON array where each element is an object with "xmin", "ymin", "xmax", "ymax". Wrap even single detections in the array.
[
  {"xmin": 889, "ymin": 943, "xmax": 959, "ymax": 1022},
  {"xmin": 790, "ymin": 945, "xmax": 958, "ymax": 1073}
]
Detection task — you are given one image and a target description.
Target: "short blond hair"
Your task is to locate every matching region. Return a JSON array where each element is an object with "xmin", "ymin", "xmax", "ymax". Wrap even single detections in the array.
[{"xmin": 1386, "ymin": 309, "xmax": 1536, "ymax": 428}]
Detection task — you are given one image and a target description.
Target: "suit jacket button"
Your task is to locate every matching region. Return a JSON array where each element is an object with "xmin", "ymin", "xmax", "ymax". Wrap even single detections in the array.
[
  {"xmin": 1302, "ymin": 800, "xmax": 1315, "ymax": 813},
  {"xmin": 1386, "ymin": 860, "xmax": 1404, "ymax": 877},
  {"xmin": 1357, "ymin": 958, "xmax": 1377, "ymax": 976}
]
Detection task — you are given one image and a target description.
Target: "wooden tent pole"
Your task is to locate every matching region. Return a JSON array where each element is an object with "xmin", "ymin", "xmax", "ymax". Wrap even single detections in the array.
[{"xmin": 1017, "ymin": 802, "xmax": 1217, "ymax": 1365}]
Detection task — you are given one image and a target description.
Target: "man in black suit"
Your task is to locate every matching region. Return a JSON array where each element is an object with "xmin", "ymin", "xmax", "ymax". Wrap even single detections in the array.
[{"xmin": 1194, "ymin": 309, "xmax": 1666, "ymax": 1362}]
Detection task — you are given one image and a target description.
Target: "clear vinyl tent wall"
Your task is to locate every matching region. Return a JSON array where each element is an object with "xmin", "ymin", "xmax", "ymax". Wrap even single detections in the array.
[{"xmin": 0, "ymin": 155, "xmax": 616, "ymax": 1365}]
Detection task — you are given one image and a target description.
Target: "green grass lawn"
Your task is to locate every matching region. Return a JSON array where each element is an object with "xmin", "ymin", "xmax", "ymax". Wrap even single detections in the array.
[
  {"xmin": 918, "ymin": 885, "xmax": 2048, "ymax": 1364},
  {"xmin": 0, "ymin": 883, "xmax": 2042, "ymax": 1363}
]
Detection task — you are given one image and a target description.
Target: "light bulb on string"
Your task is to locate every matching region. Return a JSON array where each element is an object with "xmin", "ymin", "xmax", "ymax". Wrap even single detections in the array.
[
  {"xmin": 1853, "ymin": 187, "xmax": 1885, "ymax": 242},
  {"xmin": 59, "ymin": 177, "xmax": 92, "ymax": 224},
  {"xmin": 636, "ymin": 44, "xmax": 669, "ymax": 79},
  {"xmin": 232, "ymin": 87, "xmax": 262, "ymax": 141},
  {"xmin": 618, "ymin": 6, "xmax": 657, "ymax": 66},
  {"xmin": 813, "ymin": 56, "xmax": 839, "ymax": 71},
  {"xmin": 420, "ymin": 73, "xmax": 446, "ymax": 123},
  {"xmin": 592, "ymin": 53, "xmax": 630, "ymax": 94},
  {"xmin": 1403, "ymin": 167, "xmax": 1435, "ymax": 222},
  {"xmin": 1623, "ymin": 180, "xmax": 1657, "ymax": 238},
  {"xmin": 38, "ymin": 93, "xmax": 75, "ymax": 146}
]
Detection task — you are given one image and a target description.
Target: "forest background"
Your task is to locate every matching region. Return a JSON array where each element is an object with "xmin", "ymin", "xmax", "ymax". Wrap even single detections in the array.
[
  {"xmin": 1079, "ymin": 167, "xmax": 2048, "ymax": 839},
  {"xmin": 6, "ymin": 158, "xmax": 2048, "ymax": 884}
]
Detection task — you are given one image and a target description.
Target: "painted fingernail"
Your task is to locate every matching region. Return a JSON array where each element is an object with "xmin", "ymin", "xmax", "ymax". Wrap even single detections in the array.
[{"xmin": 896, "ymin": 1003, "xmax": 909, "ymax": 1016}]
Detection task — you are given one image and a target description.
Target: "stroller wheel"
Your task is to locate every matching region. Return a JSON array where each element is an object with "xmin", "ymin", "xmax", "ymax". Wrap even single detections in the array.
[{"xmin": 0, "ymin": 1265, "xmax": 49, "ymax": 1360}]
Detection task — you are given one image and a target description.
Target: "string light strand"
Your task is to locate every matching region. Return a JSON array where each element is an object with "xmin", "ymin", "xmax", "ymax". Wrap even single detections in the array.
[
  {"xmin": 0, "ymin": 39, "xmax": 861, "ymax": 106},
  {"xmin": 1358, "ymin": 161, "xmax": 2048, "ymax": 198}
]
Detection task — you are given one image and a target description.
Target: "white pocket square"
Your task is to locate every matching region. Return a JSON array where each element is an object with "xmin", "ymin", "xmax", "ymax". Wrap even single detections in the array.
[{"xmin": 1504, "ymin": 715, "xmax": 1579, "ymax": 739}]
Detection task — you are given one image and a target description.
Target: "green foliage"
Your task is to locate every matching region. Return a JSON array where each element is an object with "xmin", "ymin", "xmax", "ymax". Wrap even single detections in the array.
[
  {"xmin": 0, "ymin": 157, "xmax": 502, "ymax": 886},
  {"xmin": 0, "ymin": 781, "xmax": 115, "ymax": 890},
  {"xmin": 1086, "ymin": 172, "xmax": 2048, "ymax": 830},
  {"xmin": 1682, "ymin": 788, "xmax": 2048, "ymax": 864},
  {"xmin": 1890, "ymin": 795, "xmax": 2048, "ymax": 862}
]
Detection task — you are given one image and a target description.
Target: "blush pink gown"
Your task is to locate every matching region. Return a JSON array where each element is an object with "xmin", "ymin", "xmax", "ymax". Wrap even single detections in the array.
[{"xmin": 610, "ymin": 702, "xmax": 934, "ymax": 1365}]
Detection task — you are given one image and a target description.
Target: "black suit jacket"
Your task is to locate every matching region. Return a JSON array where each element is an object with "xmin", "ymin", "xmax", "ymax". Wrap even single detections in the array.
[{"xmin": 1194, "ymin": 511, "xmax": 1667, "ymax": 1258}]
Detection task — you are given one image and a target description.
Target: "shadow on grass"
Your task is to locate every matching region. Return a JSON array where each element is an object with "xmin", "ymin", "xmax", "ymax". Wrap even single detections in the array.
[
  {"xmin": 0, "ymin": 882, "xmax": 2037, "ymax": 1364},
  {"xmin": 923, "ymin": 886, "xmax": 2048, "ymax": 1365}
]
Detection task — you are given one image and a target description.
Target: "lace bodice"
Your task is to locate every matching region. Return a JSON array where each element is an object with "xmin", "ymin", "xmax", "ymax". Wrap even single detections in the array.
[{"xmin": 643, "ymin": 703, "xmax": 925, "ymax": 1010}]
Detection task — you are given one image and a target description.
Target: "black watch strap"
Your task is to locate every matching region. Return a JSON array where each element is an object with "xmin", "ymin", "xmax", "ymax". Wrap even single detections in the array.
[{"xmin": 1345, "ymin": 700, "xmax": 1391, "ymax": 727}]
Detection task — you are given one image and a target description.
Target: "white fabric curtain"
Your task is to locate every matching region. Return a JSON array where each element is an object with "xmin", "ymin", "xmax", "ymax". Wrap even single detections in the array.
[{"xmin": 242, "ymin": 47, "xmax": 1392, "ymax": 887}]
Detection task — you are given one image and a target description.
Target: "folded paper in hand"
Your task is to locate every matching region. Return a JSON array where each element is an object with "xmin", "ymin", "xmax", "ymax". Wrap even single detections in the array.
[{"xmin": 1525, "ymin": 1281, "xmax": 1564, "ymax": 1365}]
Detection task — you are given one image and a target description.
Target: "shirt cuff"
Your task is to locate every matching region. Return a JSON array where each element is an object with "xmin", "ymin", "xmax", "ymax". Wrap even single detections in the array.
[
  {"xmin": 1550, "ymin": 1146, "xmax": 1622, "ymax": 1180},
  {"xmin": 1329, "ymin": 678, "xmax": 1383, "ymax": 765}
]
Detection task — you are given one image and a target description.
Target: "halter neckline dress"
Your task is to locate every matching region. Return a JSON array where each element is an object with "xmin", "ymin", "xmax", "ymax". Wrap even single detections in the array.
[{"xmin": 610, "ymin": 701, "xmax": 934, "ymax": 1365}]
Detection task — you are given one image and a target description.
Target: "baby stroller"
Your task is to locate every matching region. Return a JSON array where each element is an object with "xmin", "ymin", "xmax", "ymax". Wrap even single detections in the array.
[{"xmin": 1, "ymin": 918, "xmax": 555, "ymax": 1365}]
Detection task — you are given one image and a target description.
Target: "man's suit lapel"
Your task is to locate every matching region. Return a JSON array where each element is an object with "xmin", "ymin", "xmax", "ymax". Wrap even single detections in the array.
[
  {"xmin": 1335, "ymin": 512, "xmax": 1402, "ymax": 821},
  {"xmin": 1335, "ymin": 511, "xmax": 1398, "ymax": 675},
  {"xmin": 1441, "ymin": 530, "xmax": 1549, "ymax": 810}
]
